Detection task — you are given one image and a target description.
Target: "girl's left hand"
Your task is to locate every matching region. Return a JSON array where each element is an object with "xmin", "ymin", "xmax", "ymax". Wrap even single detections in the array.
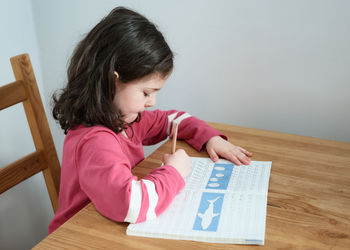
[{"xmin": 205, "ymin": 136, "xmax": 253, "ymax": 165}]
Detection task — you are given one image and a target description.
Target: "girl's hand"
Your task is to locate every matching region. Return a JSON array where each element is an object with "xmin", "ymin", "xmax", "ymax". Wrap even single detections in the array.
[
  {"xmin": 163, "ymin": 149, "xmax": 191, "ymax": 179},
  {"xmin": 205, "ymin": 136, "xmax": 253, "ymax": 165}
]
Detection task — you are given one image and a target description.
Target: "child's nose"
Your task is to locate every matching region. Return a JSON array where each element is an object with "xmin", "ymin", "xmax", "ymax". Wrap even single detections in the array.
[{"xmin": 145, "ymin": 95, "xmax": 156, "ymax": 107}]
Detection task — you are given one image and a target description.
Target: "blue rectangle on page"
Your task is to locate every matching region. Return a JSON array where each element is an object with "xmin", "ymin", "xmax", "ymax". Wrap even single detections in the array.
[
  {"xmin": 206, "ymin": 163, "xmax": 234, "ymax": 190},
  {"xmin": 193, "ymin": 192, "xmax": 224, "ymax": 232}
]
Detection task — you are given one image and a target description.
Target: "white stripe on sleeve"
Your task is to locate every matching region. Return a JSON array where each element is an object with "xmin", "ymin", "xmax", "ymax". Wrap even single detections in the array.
[
  {"xmin": 174, "ymin": 112, "xmax": 191, "ymax": 127},
  {"xmin": 168, "ymin": 112, "xmax": 192, "ymax": 137},
  {"xmin": 142, "ymin": 179, "xmax": 159, "ymax": 221},
  {"xmin": 124, "ymin": 180, "xmax": 142, "ymax": 223},
  {"xmin": 167, "ymin": 112, "xmax": 192, "ymax": 136},
  {"xmin": 167, "ymin": 112, "xmax": 178, "ymax": 135}
]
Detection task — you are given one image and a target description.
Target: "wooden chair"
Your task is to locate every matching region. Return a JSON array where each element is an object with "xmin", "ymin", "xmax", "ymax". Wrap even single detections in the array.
[{"xmin": 0, "ymin": 53, "xmax": 60, "ymax": 212}]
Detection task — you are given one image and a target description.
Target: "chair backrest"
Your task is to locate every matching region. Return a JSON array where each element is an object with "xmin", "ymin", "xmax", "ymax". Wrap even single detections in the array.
[{"xmin": 0, "ymin": 53, "xmax": 60, "ymax": 213}]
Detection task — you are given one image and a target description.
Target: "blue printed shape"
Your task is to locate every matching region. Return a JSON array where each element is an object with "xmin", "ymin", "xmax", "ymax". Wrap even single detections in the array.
[
  {"xmin": 206, "ymin": 163, "xmax": 234, "ymax": 190},
  {"xmin": 193, "ymin": 192, "xmax": 224, "ymax": 231}
]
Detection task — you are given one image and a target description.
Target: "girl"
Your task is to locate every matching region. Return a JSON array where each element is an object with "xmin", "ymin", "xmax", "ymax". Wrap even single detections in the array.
[{"xmin": 49, "ymin": 7, "xmax": 252, "ymax": 233}]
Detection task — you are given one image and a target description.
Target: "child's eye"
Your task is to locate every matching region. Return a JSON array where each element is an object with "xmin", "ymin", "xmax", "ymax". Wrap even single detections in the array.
[{"xmin": 143, "ymin": 92, "xmax": 150, "ymax": 97}]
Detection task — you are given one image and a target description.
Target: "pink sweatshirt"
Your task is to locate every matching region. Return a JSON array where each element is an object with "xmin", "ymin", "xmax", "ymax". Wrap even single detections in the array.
[{"xmin": 49, "ymin": 110, "xmax": 225, "ymax": 233}]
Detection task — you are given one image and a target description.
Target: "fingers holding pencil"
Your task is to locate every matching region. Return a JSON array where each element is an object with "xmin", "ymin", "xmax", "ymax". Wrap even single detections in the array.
[
  {"xmin": 163, "ymin": 149, "xmax": 191, "ymax": 179},
  {"xmin": 163, "ymin": 122, "xmax": 191, "ymax": 179}
]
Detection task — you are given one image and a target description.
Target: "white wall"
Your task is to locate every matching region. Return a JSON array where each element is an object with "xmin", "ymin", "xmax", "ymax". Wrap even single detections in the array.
[
  {"xmin": 0, "ymin": 0, "xmax": 53, "ymax": 249},
  {"xmin": 32, "ymin": 0, "xmax": 350, "ymax": 154},
  {"xmin": 1, "ymin": 0, "xmax": 350, "ymax": 249}
]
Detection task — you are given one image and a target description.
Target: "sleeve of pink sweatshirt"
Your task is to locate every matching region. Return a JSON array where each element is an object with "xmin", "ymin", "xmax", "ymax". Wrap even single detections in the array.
[
  {"xmin": 75, "ymin": 129, "xmax": 185, "ymax": 224},
  {"xmin": 141, "ymin": 109, "xmax": 227, "ymax": 150}
]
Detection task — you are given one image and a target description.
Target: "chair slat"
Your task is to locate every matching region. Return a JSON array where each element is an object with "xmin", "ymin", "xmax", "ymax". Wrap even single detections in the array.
[
  {"xmin": 0, "ymin": 151, "xmax": 46, "ymax": 194},
  {"xmin": 1, "ymin": 54, "xmax": 60, "ymax": 213},
  {"xmin": 10, "ymin": 54, "xmax": 61, "ymax": 212},
  {"xmin": 0, "ymin": 80, "xmax": 27, "ymax": 110}
]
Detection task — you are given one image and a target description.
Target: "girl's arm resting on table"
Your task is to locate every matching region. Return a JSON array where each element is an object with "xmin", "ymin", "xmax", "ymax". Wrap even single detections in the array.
[
  {"xmin": 141, "ymin": 109, "xmax": 226, "ymax": 150},
  {"xmin": 176, "ymin": 117, "xmax": 253, "ymax": 165},
  {"xmin": 141, "ymin": 110, "xmax": 252, "ymax": 165},
  {"xmin": 143, "ymin": 110, "xmax": 253, "ymax": 165},
  {"xmin": 205, "ymin": 135, "xmax": 253, "ymax": 165},
  {"xmin": 76, "ymin": 131, "xmax": 184, "ymax": 224}
]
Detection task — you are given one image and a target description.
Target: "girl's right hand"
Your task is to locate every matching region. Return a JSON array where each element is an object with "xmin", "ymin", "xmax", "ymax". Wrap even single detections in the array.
[{"xmin": 163, "ymin": 149, "xmax": 191, "ymax": 179}]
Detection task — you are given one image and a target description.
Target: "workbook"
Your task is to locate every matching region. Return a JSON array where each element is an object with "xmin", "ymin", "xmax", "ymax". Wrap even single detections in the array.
[{"xmin": 127, "ymin": 157, "xmax": 272, "ymax": 245}]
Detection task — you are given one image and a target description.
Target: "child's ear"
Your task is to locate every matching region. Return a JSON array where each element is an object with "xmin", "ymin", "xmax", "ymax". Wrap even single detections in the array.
[{"xmin": 114, "ymin": 71, "xmax": 119, "ymax": 78}]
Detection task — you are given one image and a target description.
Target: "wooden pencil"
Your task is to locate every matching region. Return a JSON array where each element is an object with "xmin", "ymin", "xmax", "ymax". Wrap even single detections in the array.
[{"xmin": 171, "ymin": 122, "xmax": 178, "ymax": 154}]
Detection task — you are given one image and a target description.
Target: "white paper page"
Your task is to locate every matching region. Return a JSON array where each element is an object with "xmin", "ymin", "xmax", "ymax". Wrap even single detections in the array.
[{"xmin": 127, "ymin": 157, "xmax": 272, "ymax": 244}]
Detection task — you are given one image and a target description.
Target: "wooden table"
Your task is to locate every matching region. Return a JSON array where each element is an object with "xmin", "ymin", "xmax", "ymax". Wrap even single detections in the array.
[{"xmin": 34, "ymin": 122, "xmax": 350, "ymax": 249}]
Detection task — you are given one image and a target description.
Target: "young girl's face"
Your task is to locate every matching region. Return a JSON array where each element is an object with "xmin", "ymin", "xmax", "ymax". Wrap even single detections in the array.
[{"xmin": 114, "ymin": 73, "xmax": 167, "ymax": 123}]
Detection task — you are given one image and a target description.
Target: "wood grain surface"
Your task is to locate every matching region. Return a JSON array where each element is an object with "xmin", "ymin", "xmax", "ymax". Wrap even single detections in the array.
[{"xmin": 34, "ymin": 122, "xmax": 350, "ymax": 249}]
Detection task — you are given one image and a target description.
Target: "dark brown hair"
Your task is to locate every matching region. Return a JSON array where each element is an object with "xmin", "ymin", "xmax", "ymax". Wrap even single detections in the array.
[{"xmin": 52, "ymin": 7, "xmax": 173, "ymax": 134}]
